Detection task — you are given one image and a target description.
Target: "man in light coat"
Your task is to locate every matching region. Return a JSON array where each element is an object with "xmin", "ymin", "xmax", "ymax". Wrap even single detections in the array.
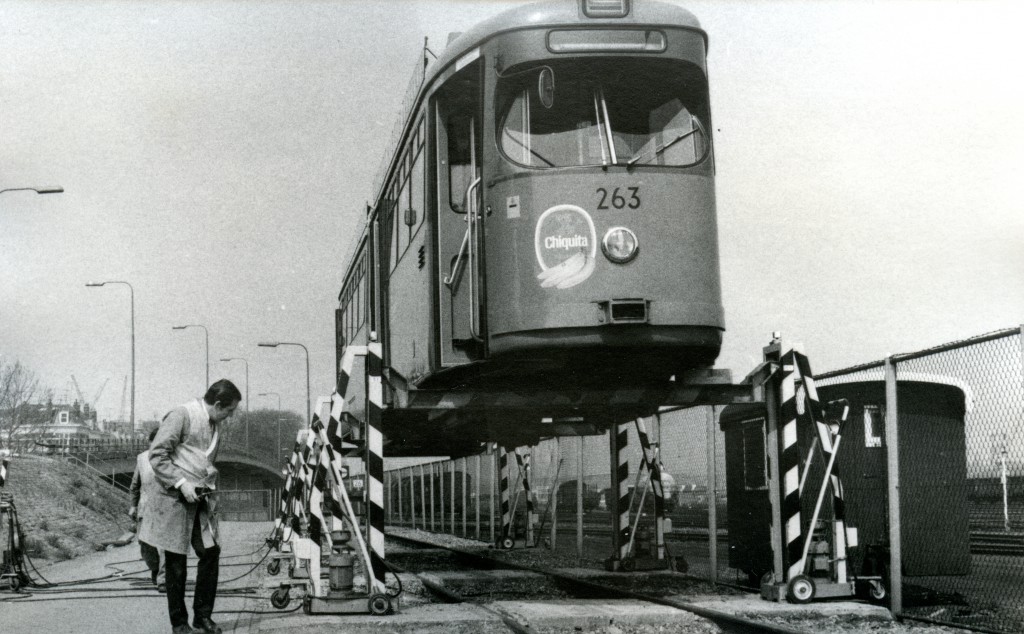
[
  {"xmin": 129, "ymin": 427, "xmax": 165, "ymax": 590},
  {"xmin": 144, "ymin": 379, "xmax": 241, "ymax": 634}
]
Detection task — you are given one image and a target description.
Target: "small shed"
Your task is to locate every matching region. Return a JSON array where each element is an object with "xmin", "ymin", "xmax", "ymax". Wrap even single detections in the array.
[{"xmin": 720, "ymin": 373, "xmax": 971, "ymax": 582}]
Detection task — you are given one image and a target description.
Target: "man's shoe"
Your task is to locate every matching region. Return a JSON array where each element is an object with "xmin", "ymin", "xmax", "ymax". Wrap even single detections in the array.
[
  {"xmin": 158, "ymin": 583, "xmax": 167, "ymax": 593},
  {"xmin": 171, "ymin": 625, "xmax": 193, "ymax": 634},
  {"xmin": 192, "ymin": 617, "xmax": 222, "ymax": 634}
]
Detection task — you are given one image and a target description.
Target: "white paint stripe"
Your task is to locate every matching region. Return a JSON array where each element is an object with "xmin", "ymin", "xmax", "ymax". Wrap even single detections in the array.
[
  {"xmin": 785, "ymin": 467, "xmax": 800, "ymax": 494},
  {"xmin": 786, "ymin": 515, "xmax": 802, "ymax": 541},
  {"xmin": 783, "ymin": 420, "xmax": 797, "ymax": 448}
]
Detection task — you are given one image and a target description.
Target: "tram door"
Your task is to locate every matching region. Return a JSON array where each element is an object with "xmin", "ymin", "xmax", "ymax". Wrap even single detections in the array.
[{"xmin": 435, "ymin": 58, "xmax": 483, "ymax": 366}]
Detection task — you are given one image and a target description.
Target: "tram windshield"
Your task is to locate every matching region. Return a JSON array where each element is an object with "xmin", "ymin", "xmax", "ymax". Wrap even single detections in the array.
[{"xmin": 498, "ymin": 59, "xmax": 710, "ymax": 169}]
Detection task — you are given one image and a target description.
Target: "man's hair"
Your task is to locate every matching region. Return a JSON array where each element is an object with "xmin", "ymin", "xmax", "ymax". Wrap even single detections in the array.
[{"xmin": 203, "ymin": 379, "xmax": 242, "ymax": 407}]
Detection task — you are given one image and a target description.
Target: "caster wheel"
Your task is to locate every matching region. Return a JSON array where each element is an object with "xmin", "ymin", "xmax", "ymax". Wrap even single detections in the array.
[
  {"xmin": 620, "ymin": 557, "xmax": 636, "ymax": 572},
  {"xmin": 869, "ymin": 579, "xmax": 888, "ymax": 603},
  {"xmin": 9, "ymin": 576, "xmax": 21, "ymax": 592},
  {"xmin": 270, "ymin": 588, "xmax": 290, "ymax": 609},
  {"xmin": 368, "ymin": 593, "xmax": 392, "ymax": 615},
  {"xmin": 267, "ymin": 559, "xmax": 281, "ymax": 575},
  {"xmin": 500, "ymin": 537, "xmax": 514, "ymax": 550},
  {"xmin": 786, "ymin": 574, "xmax": 816, "ymax": 604}
]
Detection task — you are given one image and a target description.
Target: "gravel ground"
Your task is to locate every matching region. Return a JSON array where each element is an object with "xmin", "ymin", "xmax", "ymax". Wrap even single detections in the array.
[{"xmin": 386, "ymin": 527, "xmax": 973, "ymax": 634}]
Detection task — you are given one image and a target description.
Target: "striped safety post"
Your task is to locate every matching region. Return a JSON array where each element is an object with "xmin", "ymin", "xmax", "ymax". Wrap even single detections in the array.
[
  {"xmin": 310, "ymin": 343, "xmax": 388, "ymax": 595},
  {"xmin": 0, "ymin": 450, "xmax": 8, "ymax": 487},
  {"xmin": 514, "ymin": 449, "xmax": 534, "ymax": 546},
  {"xmin": 795, "ymin": 352, "xmax": 850, "ymax": 583},
  {"xmin": 365, "ymin": 340, "xmax": 386, "ymax": 590},
  {"xmin": 303, "ymin": 415, "xmax": 325, "ymax": 547},
  {"xmin": 499, "ymin": 446, "xmax": 511, "ymax": 546},
  {"xmin": 611, "ymin": 421, "xmax": 631, "ymax": 563},
  {"xmin": 634, "ymin": 417, "xmax": 666, "ymax": 560},
  {"xmin": 779, "ymin": 350, "xmax": 804, "ymax": 581}
]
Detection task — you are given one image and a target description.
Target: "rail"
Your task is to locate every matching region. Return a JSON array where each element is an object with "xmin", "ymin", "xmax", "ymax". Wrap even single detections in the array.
[{"xmin": 64, "ymin": 454, "xmax": 132, "ymax": 496}]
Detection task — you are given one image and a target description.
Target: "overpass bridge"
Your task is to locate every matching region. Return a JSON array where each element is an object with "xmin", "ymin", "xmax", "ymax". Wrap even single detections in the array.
[{"xmin": 9, "ymin": 438, "xmax": 285, "ymax": 492}]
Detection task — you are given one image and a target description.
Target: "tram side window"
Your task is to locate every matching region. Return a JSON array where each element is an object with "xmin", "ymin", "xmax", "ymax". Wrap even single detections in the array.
[
  {"xmin": 409, "ymin": 141, "xmax": 424, "ymax": 239},
  {"xmin": 448, "ymin": 112, "xmax": 474, "ymax": 212},
  {"xmin": 742, "ymin": 420, "xmax": 767, "ymax": 491}
]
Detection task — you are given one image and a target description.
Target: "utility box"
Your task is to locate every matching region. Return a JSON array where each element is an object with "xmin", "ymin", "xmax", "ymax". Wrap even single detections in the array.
[{"xmin": 720, "ymin": 375, "xmax": 971, "ymax": 583}]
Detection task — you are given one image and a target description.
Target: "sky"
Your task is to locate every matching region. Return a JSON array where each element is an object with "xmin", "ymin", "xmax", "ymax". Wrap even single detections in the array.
[{"xmin": 2, "ymin": 0, "xmax": 1022, "ymax": 426}]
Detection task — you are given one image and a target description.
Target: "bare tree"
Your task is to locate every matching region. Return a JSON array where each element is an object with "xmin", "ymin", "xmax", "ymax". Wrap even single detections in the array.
[{"xmin": 0, "ymin": 360, "xmax": 41, "ymax": 447}]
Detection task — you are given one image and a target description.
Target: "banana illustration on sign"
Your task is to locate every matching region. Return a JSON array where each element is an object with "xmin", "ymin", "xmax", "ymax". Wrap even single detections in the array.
[{"xmin": 537, "ymin": 251, "xmax": 596, "ymax": 289}]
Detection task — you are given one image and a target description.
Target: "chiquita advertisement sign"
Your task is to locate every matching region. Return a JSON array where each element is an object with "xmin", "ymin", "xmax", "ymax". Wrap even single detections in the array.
[{"xmin": 533, "ymin": 204, "xmax": 597, "ymax": 289}]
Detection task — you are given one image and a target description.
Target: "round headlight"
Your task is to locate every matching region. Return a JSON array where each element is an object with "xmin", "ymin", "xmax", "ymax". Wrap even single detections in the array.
[{"xmin": 601, "ymin": 227, "xmax": 639, "ymax": 263}]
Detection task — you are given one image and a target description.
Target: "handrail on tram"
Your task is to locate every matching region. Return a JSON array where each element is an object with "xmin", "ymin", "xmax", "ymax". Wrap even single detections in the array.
[
  {"xmin": 442, "ymin": 177, "xmax": 481, "ymax": 289},
  {"xmin": 466, "ymin": 177, "xmax": 483, "ymax": 342}
]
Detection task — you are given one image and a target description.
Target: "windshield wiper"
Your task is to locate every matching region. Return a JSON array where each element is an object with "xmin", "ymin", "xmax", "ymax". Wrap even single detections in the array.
[
  {"xmin": 503, "ymin": 128, "xmax": 555, "ymax": 167},
  {"xmin": 627, "ymin": 127, "xmax": 700, "ymax": 168}
]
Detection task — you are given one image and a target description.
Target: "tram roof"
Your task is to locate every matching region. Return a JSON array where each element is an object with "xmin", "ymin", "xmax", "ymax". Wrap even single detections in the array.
[{"xmin": 431, "ymin": 0, "xmax": 706, "ymax": 80}]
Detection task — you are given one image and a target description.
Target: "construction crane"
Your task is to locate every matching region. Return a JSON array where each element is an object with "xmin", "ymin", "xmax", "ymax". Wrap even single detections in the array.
[
  {"xmin": 70, "ymin": 374, "xmax": 86, "ymax": 406},
  {"xmin": 118, "ymin": 375, "xmax": 129, "ymax": 423},
  {"xmin": 93, "ymin": 378, "xmax": 110, "ymax": 411}
]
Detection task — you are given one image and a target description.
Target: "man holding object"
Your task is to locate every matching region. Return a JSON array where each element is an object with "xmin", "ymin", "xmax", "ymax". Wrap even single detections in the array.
[{"xmin": 146, "ymin": 379, "xmax": 241, "ymax": 634}]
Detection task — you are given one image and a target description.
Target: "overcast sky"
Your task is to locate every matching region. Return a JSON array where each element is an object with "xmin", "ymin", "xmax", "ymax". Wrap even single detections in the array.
[{"xmin": 2, "ymin": 0, "xmax": 1021, "ymax": 424}]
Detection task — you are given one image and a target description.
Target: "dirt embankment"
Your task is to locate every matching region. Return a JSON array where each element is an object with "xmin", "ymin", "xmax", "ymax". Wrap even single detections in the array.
[{"xmin": 2, "ymin": 454, "xmax": 134, "ymax": 560}]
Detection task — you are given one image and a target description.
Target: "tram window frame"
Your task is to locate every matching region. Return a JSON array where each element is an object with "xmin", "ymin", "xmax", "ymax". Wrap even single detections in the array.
[
  {"xmin": 495, "ymin": 58, "xmax": 711, "ymax": 170},
  {"xmin": 409, "ymin": 138, "xmax": 425, "ymax": 240}
]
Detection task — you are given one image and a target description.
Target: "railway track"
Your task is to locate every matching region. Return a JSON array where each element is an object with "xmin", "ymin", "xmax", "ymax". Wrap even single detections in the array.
[
  {"xmin": 385, "ymin": 532, "xmax": 809, "ymax": 634},
  {"xmin": 399, "ymin": 521, "xmax": 1024, "ymax": 557}
]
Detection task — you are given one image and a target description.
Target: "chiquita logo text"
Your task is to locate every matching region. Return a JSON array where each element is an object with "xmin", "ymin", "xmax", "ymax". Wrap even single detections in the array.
[{"xmin": 544, "ymin": 235, "xmax": 589, "ymax": 250}]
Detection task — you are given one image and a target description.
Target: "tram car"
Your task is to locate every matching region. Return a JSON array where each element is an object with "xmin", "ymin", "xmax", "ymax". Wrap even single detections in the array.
[{"xmin": 337, "ymin": 0, "xmax": 723, "ymax": 455}]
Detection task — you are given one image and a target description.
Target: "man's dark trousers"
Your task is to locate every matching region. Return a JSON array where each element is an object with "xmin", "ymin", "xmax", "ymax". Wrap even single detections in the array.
[{"xmin": 164, "ymin": 507, "xmax": 219, "ymax": 628}]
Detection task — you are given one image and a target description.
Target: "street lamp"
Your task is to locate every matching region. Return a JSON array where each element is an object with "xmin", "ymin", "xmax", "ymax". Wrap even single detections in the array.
[
  {"xmin": 86, "ymin": 281, "xmax": 134, "ymax": 432},
  {"xmin": 220, "ymin": 357, "xmax": 249, "ymax": 451},
  {"xmin": 258, "ymin": 391, "xmax": 281, "ymax": 410},
  {"xmin": 258, "ymin": 341, "xmax": 309, "ymax": 424},
  {"xmin": 172, "ymin": 324, "xmax": 209, "ymax": 389},
  {"xmin": 0, "ymin": 186, "xmax": 64, "ymax": 195}
]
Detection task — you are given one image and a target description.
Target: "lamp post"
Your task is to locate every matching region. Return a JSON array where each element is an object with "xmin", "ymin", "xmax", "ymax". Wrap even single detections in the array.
[
  {"xmin": 258, "ymin": 341, "xmax": 310, "ymax": 424},
  {"xmin": 220, "ymin": 357, "xmax": 249, "ymax": 451},
  {"xmin": 86, "ymin": 281, "xmax": 134, "ymax": 432},
  {"xmin": 258, "ymin": 391, "xmax": 281, "ymax": 411},
  {"xmin": 0, "ymin": 186, "xmax": 64, "ymax": 195},
  {"xmin": 172, "ymin": 324, "xmax": 209, "ymax": 389},
  {"xmin": 277, "ymin": 418, "xmax": 289, "ymax": 466}
]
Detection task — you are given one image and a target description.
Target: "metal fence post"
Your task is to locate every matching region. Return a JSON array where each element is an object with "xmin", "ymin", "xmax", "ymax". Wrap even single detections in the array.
[
  {"xmin": 475, "ymin": 453, "xmax": 481, "ymax": 540},
  {"xmin": 492, "ymin": 444, "xmax": 498, "ymax": 544},
  {"xmin": 885, "ymin": 355, "xmax": 903, "ymax": 616},
  {"xmin": 429, "ymin": 461, "xmax": 435, "ymax": 532},
  {"xmin": 449, "ymin": 459, "xmax": 455, "ymax": 535},
  {"xmin": 461, "ymin": 457, "xmax": 468, "ymax": 537},
  {"xmin": 551, "ymin": 438, "xmax": 560, "ymax": 550},
  {"xmin": 577, "ymin": 435, "xmax": 584, "ymax": 560},
  {"xmin": 706, "ymin": 405, "xmax": 718, "ymax": 584},
  {"xmin": 419, "ymin": 463, "xmax": 426, "ymax": 531},
  {"xmin": 395, "ymin": 469, "xmax": 403, "ymax": 528}
]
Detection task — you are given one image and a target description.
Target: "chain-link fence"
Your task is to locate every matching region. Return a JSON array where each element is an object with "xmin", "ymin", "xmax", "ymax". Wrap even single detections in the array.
[
  {"xmin": 383, "ymin": 326, "xmax": 1024, "ymax": 633},
  {"xmin": 816, "ymin": 327, "xmax": 1024, "ymax": 632}
]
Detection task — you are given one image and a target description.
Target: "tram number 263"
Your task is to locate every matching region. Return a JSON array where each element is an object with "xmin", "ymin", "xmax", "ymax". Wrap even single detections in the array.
[{"xmin": 596, "ymin": 187, "xmax": 641, "ymax": 210}]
